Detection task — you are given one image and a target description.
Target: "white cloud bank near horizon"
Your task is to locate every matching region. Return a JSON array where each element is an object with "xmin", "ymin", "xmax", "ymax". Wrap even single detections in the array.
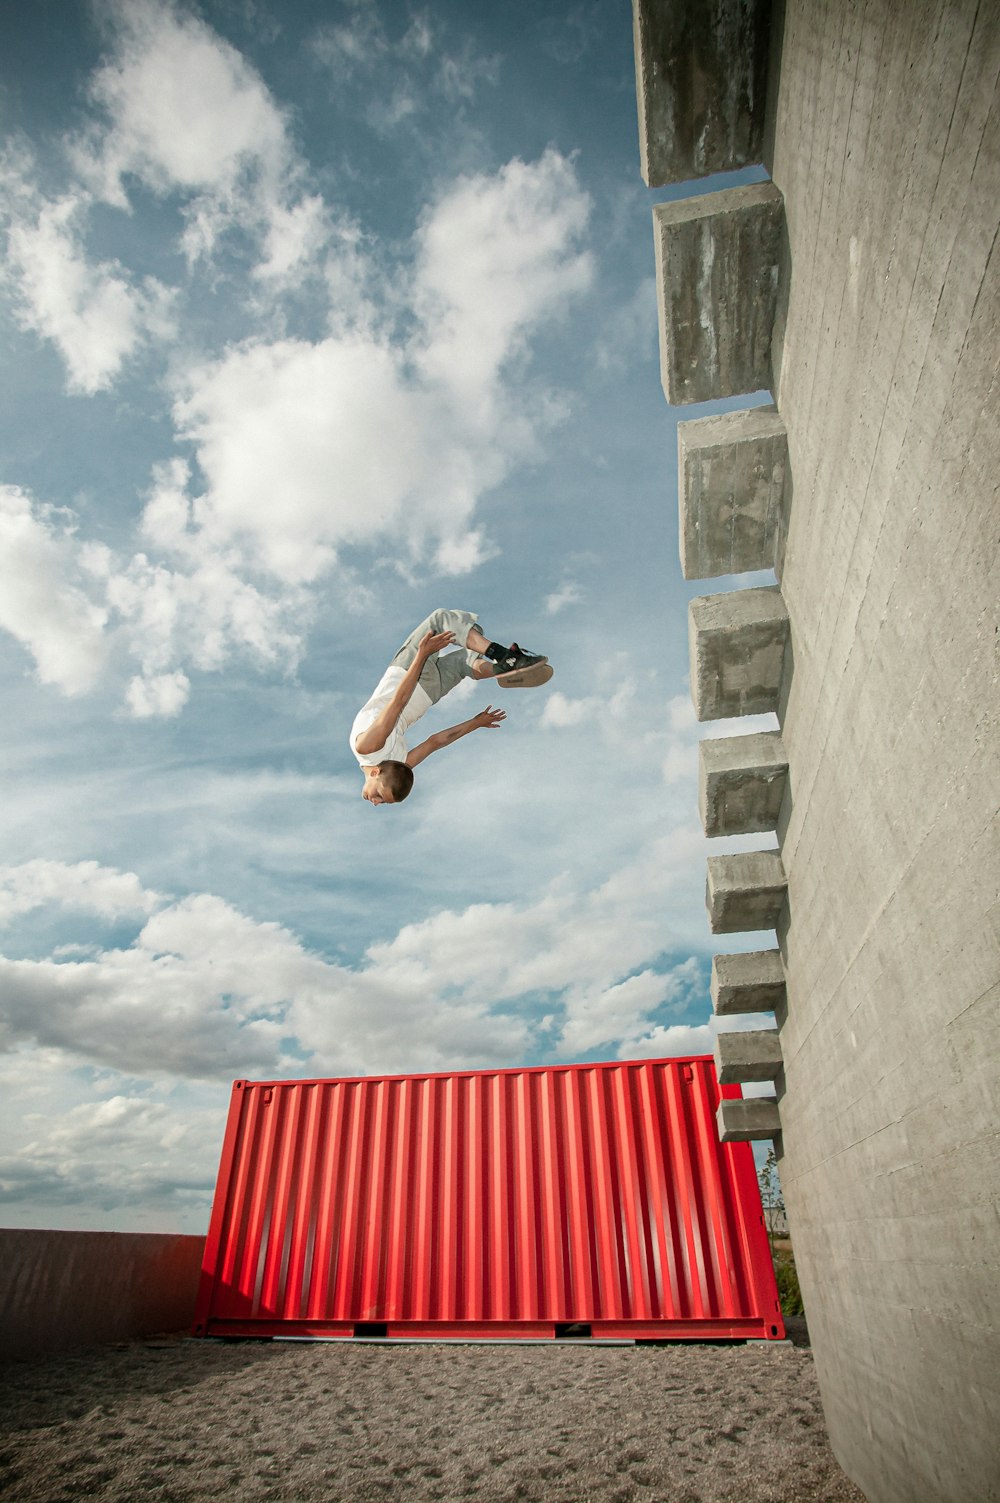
[
  {"xmin": 0, "ymin": 848, "xmax": 773, "ymax": 1226},
  {"xmin": 0, "ymin": 828, "xmax": 747, "ymax": 1084}
]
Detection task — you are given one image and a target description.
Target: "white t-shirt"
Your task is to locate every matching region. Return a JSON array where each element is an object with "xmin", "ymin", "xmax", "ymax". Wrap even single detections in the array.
[{"xmin": 349, "ymin": 666, "xmax": 432, "ymax": 767}]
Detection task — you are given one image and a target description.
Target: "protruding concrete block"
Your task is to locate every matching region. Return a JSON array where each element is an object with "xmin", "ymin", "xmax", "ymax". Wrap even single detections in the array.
[
  {"xmin": 716, "ymin": 1096, "xmax": 781, "ymax": 1143},
  {"xmin": 678, "ymin": 406, "xmax": 788, "ymax": 579},
  {"xmin": 689, "ymin": 585, "xmax": 789, "ymax": 721},
  {"xmin": 653, "ymin": 182, "xmax": 784, "ymax": 405},
  {"xmin": 714, "ymin": 1028, "xmax": 783, "ymax": 1084},
  {"xmin": 699, "ymin": 730, "xmax": 788, "ymax": 836},
  {"xmin": 632, "ymin": 0, "xmax": 773, "ymax": 188},
  {"xmin": 706, "ymin": 850, "xmax": 786, "ymax": 933},
  {"xmin": 711, "ymin": 949, "xmax": 786, "ymax": 1014}
]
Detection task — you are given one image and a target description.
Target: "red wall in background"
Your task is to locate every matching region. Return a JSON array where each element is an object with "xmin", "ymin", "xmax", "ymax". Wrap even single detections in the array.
[{"xmin": 193, "ymin": 1057, "xmax": 783, "ymax": 1341}]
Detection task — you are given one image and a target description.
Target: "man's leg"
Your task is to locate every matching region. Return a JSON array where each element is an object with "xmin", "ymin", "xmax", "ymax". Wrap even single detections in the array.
[
  {"xmin": 391, "ymin": 609, "xmax": 480, "ymax": 665},
  {"xmin": 391, "ymin": 609, "xmax": 483, "ymax": 704},
  {"xmin": 391, "ymin": 609, "xmax": 551, "ymax": 700}
]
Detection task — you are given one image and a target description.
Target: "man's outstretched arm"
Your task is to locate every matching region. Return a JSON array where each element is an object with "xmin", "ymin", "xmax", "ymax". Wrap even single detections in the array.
[
  {"xmin": 406, "ymin": 706, "xmax": 506, "ymax": 768},
  {"xmin": 353, "ymin": 629, "xmax": 455, "ymax": 757}
]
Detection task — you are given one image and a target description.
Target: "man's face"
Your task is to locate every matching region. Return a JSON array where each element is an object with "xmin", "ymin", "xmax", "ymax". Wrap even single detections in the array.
[{"xmin": 361, "ymin": 773, "xmax": 395, "ymax": 806}]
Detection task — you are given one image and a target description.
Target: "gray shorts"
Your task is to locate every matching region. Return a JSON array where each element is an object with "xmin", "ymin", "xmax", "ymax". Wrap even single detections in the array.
[{"xmin": 390, "ymin": 609, "xmax": 483, "ymax": 706}]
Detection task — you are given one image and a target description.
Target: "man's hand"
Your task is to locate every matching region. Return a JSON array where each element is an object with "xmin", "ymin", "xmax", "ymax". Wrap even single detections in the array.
[
  {"xmin": 472, "ymin": 705, "xmax": 506, "ymax": 729},
  {"xmin": 418, "ymin": 629, "xmax": 455, "ymax": 661}
]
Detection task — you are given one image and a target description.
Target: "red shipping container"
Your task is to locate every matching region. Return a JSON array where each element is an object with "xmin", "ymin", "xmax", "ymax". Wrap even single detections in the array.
[{"xmin": 193, "ymin": 1057, "xmax": 784, "ymax": 1341}]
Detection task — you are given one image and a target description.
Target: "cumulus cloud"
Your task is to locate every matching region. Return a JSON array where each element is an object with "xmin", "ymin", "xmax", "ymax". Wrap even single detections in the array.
[
  {"xmin": 0, "ymin": 486, "xmax": 109, "ymax": 693},
  {"xmin": 0, "ymin": 480, "xmax": 307, "ymax": 717},
  {"xmin": 3, "ymin": 190, "xmax": 175, "ymax": 394},
  {"xmin": 150, "ymin": 151, "xmax": 592, "ymax": 585},
  {"xmin": 0, "ymin": 860, "xmax": 160, "ymax": 926},
  {"xmin": 0, "ymin": 834, "xmax": 741, "ymax": 1223},
  {"xmin": 413, "ymin": 149, "xmax": 593, "ymax": 408},
  {"xmin": 0, "ymin": 830, "xmax": 712, "ymax": 1083},
  {"xmin": 71, "ymin": 0, "xmax": 326, "ymax": 278},
  {"xmin": 0, "ymin": 1091, "xmax": 221, "ymax": 1214},
  {"xmin": 80, "ymin": 0, "xmax": 288, "ymax": 202},
  {"xmin": 545, "ymin": 580, "xmax": 582, "ymax": 615}
]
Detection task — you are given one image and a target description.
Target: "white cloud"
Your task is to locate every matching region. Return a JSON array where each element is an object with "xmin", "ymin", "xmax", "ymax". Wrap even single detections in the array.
[
  {"xmin": 67, "ymin": 0, "xmax": 329, "ymax": 282},
  {"xmin": 79, "ymin": 0, "xmax": 288, "ymax": 203},
  {"xmin": 0, "ymin": 860, "xmax": 160, "ymax": 926},
  {"xmin": 0, "ymin": 486, "xmax": 108, "ymax": 693},
  {"xmin": 154, "ymin": 151, "xmax": 592, "ymax": 586},
  {"xmin": 2, "ymin": 185, "xmax": 174, "ymax": 394},
  {"xmin": 0, "ymin": 1090, "xmax": 222, "ymax": 1217},
  {"xmin": 413, "ymin": 149, "xmax": 593, "ymax": 407},
  {"xmin": 0, "ymin": 826, "xmax": 711, "ymax": 1082},
  {"xmin": 625, "ymin": 1022, "xmax": 714, "ymax": 1058},
  {"xmin": 254, "ymin": 194, "xmax": 331, "ymax": 284},
  {"xmin": 124, "ymin": 669, "xmax": 190, "ymax": 718},
  {"xmin": 540, "ymin": 690, "xmax": 599, "ymax": 728},
  {"xmin": 0, "ymin": 821, "xmax": 737, "ymax": 1225},
  {"xmin": 0, "ymin": 481, "xmax": 307, "ymax": 717},
  {"xmin": 545, "ymin": 580, "xmax": 582, "ymax": 615}
]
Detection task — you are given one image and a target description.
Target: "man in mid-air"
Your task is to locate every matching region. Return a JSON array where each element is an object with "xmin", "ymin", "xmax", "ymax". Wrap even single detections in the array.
[{"xmin": 350, "ymin": 608, "xmax": 553, "ymax": 805}]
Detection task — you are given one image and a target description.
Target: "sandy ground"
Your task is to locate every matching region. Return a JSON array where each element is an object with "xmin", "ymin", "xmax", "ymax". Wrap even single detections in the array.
[{"xmin": 0, "ymin": 1324, "xmax": 866, "ymax": 1503}]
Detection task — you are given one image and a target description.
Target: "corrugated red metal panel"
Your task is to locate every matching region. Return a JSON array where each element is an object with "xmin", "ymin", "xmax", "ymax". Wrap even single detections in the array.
[{"xmin": 193, "ymin": 1057, "xmax": 783, "ymax": 1341}]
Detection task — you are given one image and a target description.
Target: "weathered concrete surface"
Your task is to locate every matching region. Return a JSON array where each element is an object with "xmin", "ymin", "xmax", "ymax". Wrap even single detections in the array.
[
  {"xmin": 712, "ymin": 948, "xmax": 786, "ymax": 1014},
  {"xmin": 716, "ymin": 1096, "xmax": 781, "ymax": 1143},
  {"xmin": 714, "ymin": 1027, "xmax": 783, "ymax": 1084},
  {"xmin": 632, "ymin": 0, "xmax": 773, "ymax": 187},
  {"xmin": 654, "ymin": 182, "xmax": 784, "ymax": 404},
  {"xmin": 678, "ymin": 405, "xmax": 787, "ymax": 579},
  {"xmin": 706, "ymin": 850, "xmax": 787, "ymax": 933},
  {"xmin": 689, "ymin": 585, "xmax": 789, "ymax": 720},
  {"xmin": 700, "ymin": 729, "xmax": 788, "ymax": 836},
  {"xmin": 0, "ymin": 1229, "xmax": 205, "ymax": 1360},
  {"xmin": 765, "ymin": 2, "xmax": 1000, "ymax": 1499}
]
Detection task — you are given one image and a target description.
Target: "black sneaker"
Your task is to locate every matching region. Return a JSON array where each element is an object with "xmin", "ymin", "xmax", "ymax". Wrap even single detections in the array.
[{"xmin": 485, "ymin": 641, "xmax": 548, "ymax": 674}]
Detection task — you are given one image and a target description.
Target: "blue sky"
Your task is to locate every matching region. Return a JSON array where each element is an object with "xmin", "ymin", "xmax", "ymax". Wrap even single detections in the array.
[{"xmin": 0, "ymin": 0, "xmax": 776, "ymax": 1232}]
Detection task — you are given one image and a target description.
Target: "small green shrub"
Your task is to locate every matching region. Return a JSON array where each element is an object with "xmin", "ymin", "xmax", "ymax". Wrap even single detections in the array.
[{"xmin": 773, "ymin": 1253, "xmax": 804, "ymax": 1317}]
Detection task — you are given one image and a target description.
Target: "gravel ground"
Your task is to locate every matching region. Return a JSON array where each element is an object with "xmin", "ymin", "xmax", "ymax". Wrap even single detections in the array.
[{"xmin": 0, "ymin": 1325, "xmax": 866, "ymax": 1502}]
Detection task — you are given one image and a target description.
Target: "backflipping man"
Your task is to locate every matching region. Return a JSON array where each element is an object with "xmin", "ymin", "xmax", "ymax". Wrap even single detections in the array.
[{"xmin": 350, "ymin": 609, "xmax": 553, "ymax": 805}]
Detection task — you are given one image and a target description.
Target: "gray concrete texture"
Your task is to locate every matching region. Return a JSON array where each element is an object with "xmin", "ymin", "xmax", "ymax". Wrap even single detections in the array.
[
  {"xmin": 714, "ymin": 1027, "xmax": 783, "ymax": 1084},
  {"xmin": 688, "ymin": 584, "xmax": 789, "ymax": 720},
  {"xmin": 0, "ymin": 1229, "xmax": 205, "ymax": 1360},
  {"xmin": 716, "ymin": 1095, "xmax": 782, "ymax": 1143},
  {"xmin": 700, "ymin": 729, "xmax": 788, "ymax": 836},
  {"xmin": 654, "ymin": 182, "xmax": 784, "ymax": 404},
  {"xmin": 678, "ymin": 405, "xmax": 788, "ymax": 579},
  {"xmin": 631, "ymin": 0, "xmax": 773, "ymax": 187},
  {"xmin": 706, "ymin": 850, "xmax": 787, "ymax": 934},
  {"xmin": 763, "ymin": 1, "xmax": 1000, "ymax": 1499},
  {"xmin": 711, "ymin": 948, "xmax": 786, "ymax": 1014}
]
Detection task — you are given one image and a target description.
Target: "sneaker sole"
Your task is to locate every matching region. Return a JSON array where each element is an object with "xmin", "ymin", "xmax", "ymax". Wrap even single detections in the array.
[{"xmin": 495, "ymin": 662, "xmax": 554, "ymax": 689}]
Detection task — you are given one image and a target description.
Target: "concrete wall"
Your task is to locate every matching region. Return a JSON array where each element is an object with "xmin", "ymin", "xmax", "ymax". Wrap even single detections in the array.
[
  {"xmin": 768, "ymin": 3, "xmax": 1000, "ymax": 1500},
  {"xmin": 0, "ymin": 1229, "xmax": 205, "ymax": 1360},
  {"xmin": 636, "ymin": 1, "xmax": 1000, "ymax": 1498}
]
